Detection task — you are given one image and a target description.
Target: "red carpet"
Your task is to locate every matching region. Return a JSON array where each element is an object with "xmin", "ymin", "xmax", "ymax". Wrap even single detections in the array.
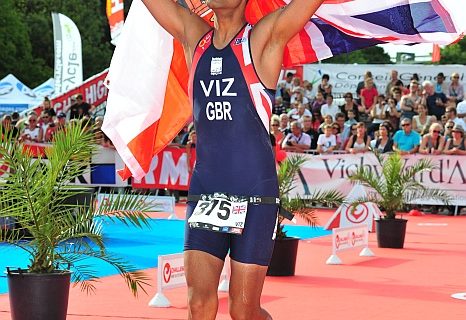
[{"xmin": 1, "ymin": 208, "xmax": 465, "ymax": 320}]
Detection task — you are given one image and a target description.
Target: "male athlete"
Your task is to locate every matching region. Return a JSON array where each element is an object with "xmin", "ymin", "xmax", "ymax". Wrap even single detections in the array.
[{"xmin": 142, "ymin": 0, "xmax": 324, "ymax": 319}]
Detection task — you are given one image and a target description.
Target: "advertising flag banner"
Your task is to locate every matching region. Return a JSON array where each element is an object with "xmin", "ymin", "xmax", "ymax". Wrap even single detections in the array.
[
  {"xmin": 52, "ymin": 12, "xmax": 83, "ymax": 94},
  {"xmin": 106, "ymin": 0, "xmax": 125, "ymax": 45}
]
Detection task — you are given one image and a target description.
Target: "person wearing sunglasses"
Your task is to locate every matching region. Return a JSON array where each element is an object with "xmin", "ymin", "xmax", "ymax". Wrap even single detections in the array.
[
  {"xmin": 447, "ymin": 72, "xmax": 464, "ymax": 104},
  {"xmin": 392, "ymin": 118, "xmax": 421, "ymax": 155},
  {"xmin": 419, "ymin": 123, "xmax": 445, "ymax": 155},
  {"xmin": 443, "ymin": 124, "xmax": 466, "ymax": 155},
  {"xmin": 19, "ymin": 115, "xmax": 43, "ymax": 143}
]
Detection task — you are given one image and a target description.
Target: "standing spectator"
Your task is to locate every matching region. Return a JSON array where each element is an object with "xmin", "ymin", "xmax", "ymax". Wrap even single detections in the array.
[
  {"xmin": 272, "ymin": 96, "xmax": 286, "ymax": 115},
  {"xmin": 412, "ymin": 103, "xmax": 436, "ymax": 134},
  {"xmin": 270, "ymin": 115, "xmax": 284, "ymax": 147},
  {"xmin": 20, "ymin": 114, "xmax": 43, "ymax": 143},
  {"xmin": 317, "ymin": 74, "xmax": 332, "ymax": 99},
  {"xmin": 310, "ymin": 110, "xmax": 322, "ymax": 133},
  {"xmin": 345, "ymin": 122, "xmax": 370, "ymax": 154},
  {"xmin": 320, "ymin": 94, "xmax": 339, "ymax": 121},
  {"xmin": 318, "ymin": 114, "xmax": 334, "ymax": 134},
  {"xmin": 422, "ymin": 80, "xmax": 448, "ymax": 120},
  {"xmin": 399, "ymin": 80, "xmax": 421, "ymax": 121},
  {"xmin": 42, "ymin": 97, "xmax": 56, "ymax": 118},
  {"xmin": 386, "ymin": 97, "xmax": 400, "ymax": 131},
  {"xmin": 310, "ymin": 91, "xmax": 325, "ymax": 114},
  {"xmin": 443, "ymin": 124, "xmax": 466, "ymax": 155},
  {"xmin": 419, "ymin": 123, "xmax": 445, "ymax": 155},
  {"xmin": 372, "ymin": 124, "xmax": 394, "ymax": 153},
  {"xmin": 339, "ymin": 92, "xmax": 359, "ymax": 121},
  {"xmin": 385, "ymin": 70, "xmax": 400, "ymax": 97},
  {"xmin": 445, "ymin": 106, "xmax": 466, "ymax": 130},
  {"xmin": 434, "ymin": 72, "xmax": 448, "ymax": 95},
  {"xmin": 281, "ymin": 121, "xmax": 312, "ymax": 152},
  {"xmin": 11, "ymin": 112, "xmax": 20, "ymax": 127},
  {"xmin": 447, "ymin": 72, "xmax": 464, "ymax": 104},
  {"xmin": 316, "ymin": 124, "xmax": 336, "ymax": 154},
  {"xmin": 186, "ymin": 130, "xmax": 197, "ymax": 173},
  {"xmin": 331, "ymin": 122, "xmax": 342, "ymax": 150},
  {"xmin": 279, "ymin": 72, "xmax": 294, "ymax": 107},
  {"xmin": 360, "ymin": 78, "xmax": 378, "ymax": 127},
  {"xmin": 341, "ymin": 110, "xmax": 358, "ymax": 143},
  {"xmin": 393, "ymin": 118, "xmax": 421, "ymax": 155}
]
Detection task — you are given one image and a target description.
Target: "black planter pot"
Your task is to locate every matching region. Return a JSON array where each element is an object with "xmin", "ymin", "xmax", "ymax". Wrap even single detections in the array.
[
  {"xmin": 267, "ymin": 237, "xmax": 300, "ymax": 276},
  {"xmin": 376, "ymin": 218, "xmax": 408, "ymax": 248},
  {"xmin": 7, "ymin": 268, "xmax": 71, "ymax": 320}
]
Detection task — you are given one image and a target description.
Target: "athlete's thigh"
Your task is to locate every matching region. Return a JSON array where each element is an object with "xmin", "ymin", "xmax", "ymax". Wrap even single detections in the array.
[
  {"xmin": 230, "ymin": 203, "xmax": 277, "ymax": 265},
  {"xmin": 184, "ymin": 249, "xmax": 224, "ymax": 294}
]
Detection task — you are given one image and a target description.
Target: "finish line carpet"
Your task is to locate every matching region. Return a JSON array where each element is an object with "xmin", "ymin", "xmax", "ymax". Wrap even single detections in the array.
[{"xmin": 0, "ymin": 207, "xmax": 465, "ymax": 320}]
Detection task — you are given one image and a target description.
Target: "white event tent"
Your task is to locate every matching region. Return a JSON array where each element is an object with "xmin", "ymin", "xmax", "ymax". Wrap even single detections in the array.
[{"xmin": 0, "ymin": 74, "xmax": 43, "ymax": 114}]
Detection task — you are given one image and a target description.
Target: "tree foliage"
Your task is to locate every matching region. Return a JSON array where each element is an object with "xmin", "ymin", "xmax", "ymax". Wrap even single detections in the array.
[
  {"xmin": 323, "ymin": 46, "xmax": 392, "ymax": 64},
  {"xmin": 0, "ymin": 0, "xmax": 113, "ymax": 87},
  {"xmin": 438, "ymin": 37, "xmax": 466, "ymax": 65}
]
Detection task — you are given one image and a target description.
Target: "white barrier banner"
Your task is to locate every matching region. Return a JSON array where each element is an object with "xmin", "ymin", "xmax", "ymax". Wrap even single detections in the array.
[
  {"xmin": 303, "ymin": 64, "xmax": 466, "ymax": 97},
  {"xmin": 96, "ymin": 193, "xmax": 175, "ymax": 214},
  {"xmin": 332, "ymin": 225, "xmax": 368, "ymax": 253},
  {"xmin": 292, "ymin": 153, "xmax": 466, "ymax": 203},
  {"xmin": 159, "ymin": 253, "xmax": 185, "ymax": 291}
]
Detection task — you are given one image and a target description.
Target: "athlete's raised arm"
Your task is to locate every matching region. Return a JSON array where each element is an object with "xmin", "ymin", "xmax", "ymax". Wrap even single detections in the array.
[
  {"xmin": 141, "ymin": 0, "xmax": 211, "ymax": 63},
  {"xmin": 251, "ymin": 0, "xmax": 325, "ymax": 88}
]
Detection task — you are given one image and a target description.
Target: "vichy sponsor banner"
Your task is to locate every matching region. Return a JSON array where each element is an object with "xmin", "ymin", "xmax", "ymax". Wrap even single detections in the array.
[
  {"xmin": 52, "ymin": 12, "xmax": 83, "ymax": 94},
  {"xmin": 106, "ymin": 0, "xmax": 125, "ymax": 45},
  {"xmin": 293, "ymin": 153, "xmax": 466, "ymax": 205},
  {"xmin": 303, "ymin": 64, "xmax": 466, "ymax": 97}
]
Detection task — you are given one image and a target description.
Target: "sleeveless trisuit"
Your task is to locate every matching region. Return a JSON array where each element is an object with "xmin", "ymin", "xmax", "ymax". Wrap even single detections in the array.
[{"xmin": 185, "ymin": 24, "xmax": 279, "ymax": 266}]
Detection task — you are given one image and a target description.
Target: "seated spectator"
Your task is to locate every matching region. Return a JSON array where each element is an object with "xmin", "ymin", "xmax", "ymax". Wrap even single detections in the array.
[
  {"xmin": 392, "ymin": 118, "xmax": 421, "ymax": 155},
  {"xmin": 288, "ymin": 102, "xmax": 311, "ymax": 121},
  {"xmin": 341, "ymin": 110, "xmax": 358, "ymax": 143},
  {"xmin": 301, "ymin": 115, "xmax": 318, "ymax": 149},
  {"xmin": 340, "ymin": 92, "xmax": 360, "ymax": 121},
  {"xmin": 290, "ymin": 88, "xmax": 308, "ymax": 106},
  {"xmin": 279, "ymin": 113, "xmax": 291, "ymax": 135},
  {"xmin": 1, "ymin": 115, "xmax": 19, "ymax": 139},
  {"xmin": 447, "ymin": 72, "xmax": 464, "ymax": 104},
  {"xmin": 456, "ymin": 99, "xmax": 466, "ymax": 119},
  {"xmin": 270, "ymin": 115, "xmax": 284, "ymax": 147},
  {"xmin": 445, "ymin": 106, "xmax": 466, "ymax": 131},
  {"xmin": 321, "ymin": 94, "xmax": 339, "ymax": 121},
  {"xmin": 302, "ymin": 80, "xmax": 313, "ymax": 102},
  {"xmin": 345, "ymin": 122, "xmax": 370, "ymax": 154},
  {"xmin": 93, "ymin": 116, "xmax": 104, "ymax": 145},
  {"xmin": 317, "ymin": 74, "xmax": 332, "ymax": 99},
  {"xmin": 310, "ymin": 110, "xmax": 323, "ymax": 132},
  {"xmin": 19, "ymin": 114, "xmax": 43, "ymax": 143},
  {"xmin": 371, "ymin": 124, "xmax": 393, "ymax": 154},
  {"xmin": 39, "ymin": 110, "xmax": 54, "ymax": 141},
  {"xmin": 281, "ymin": 121, "xmax": 312, "ymax": 153},
  {"xmin": 419, "ymin": 123, "xmax": 445, "ymax": 155},
  {"xmin": 444, "ymin": 120, "xmax": 455, "ymax": 141},
  {"xmin": 435, "ymin": 72, "xmax": 448, "ymax": 95},
  {"xmin": 316, "ymin": 124, "xmax": 336, "ymax": 154},
  {"xmin": 399, "ymin": 80, "xmax": 421, "ymax": 121},
  {"xmin": 422, "ymin": 80, "xmax": 447, "ymax": 120},
  {"xmin": 412, "ymin": 103, "xmax": 436, "ymax": 134},
  {"xmin": 272, "ymin": 96, "xmax": 286, "ymax": 115},
  {"xmin": 443, "ymin": 124, "xmax": 466, "ymax": 155},
  {"xmin": 331, "ymin": 122, "xmax": 342, "ymax": 150},
  {"xmin": 360, "ymin": 78, "xmax": 378, "ymax": 115},
  {"xmin": 310, "ymin": 91, "xmax": 325, "ymax": 115},
  {"xmin": 318, "ymin": 114, "xmax": 333, "ymax": 134},
  {"xmin": 368, "ymin": 94, "xmax": 388, "ymax": 137}
]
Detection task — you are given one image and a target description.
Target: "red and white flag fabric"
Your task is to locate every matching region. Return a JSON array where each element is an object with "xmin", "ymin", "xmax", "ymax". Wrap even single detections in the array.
[{"xmin": 103, "ymin": 0, "xmax": 466, "ymax": 180}]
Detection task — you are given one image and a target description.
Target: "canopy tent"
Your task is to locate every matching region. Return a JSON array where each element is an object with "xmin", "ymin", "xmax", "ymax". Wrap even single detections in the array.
[
  {"xmin": 33, "ymin": 78, "xmax": 55, "ymax": 99},
  {"xmin": 0, "ymin": 74, "xmax": 43, "ymax": 114}
]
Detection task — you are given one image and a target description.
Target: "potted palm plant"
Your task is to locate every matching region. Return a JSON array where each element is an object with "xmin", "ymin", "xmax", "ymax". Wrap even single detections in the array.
[
  {"xmin": 348, "ymin": 152, "xmax": 450, "ymax": 248},
  {"xmin": 267, "ymin": 154, "xmax": 343, "ymax": 276},
  {"xmin": 0, "ymin": 123, "xmax": 152, "ymax": 320}
]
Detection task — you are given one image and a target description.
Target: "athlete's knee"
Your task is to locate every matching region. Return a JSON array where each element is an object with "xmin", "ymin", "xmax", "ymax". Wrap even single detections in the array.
[
  {"xmin": 187, "ymin": 288, "xmax": 218, "ymax": 319},
  {"xmin": 229, "ymin": 299, "xmax": 264, "ymax": 320}
]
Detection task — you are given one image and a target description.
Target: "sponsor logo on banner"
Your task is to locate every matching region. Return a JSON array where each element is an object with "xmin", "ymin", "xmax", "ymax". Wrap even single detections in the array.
[
  {"xmin": 52, "ymin": 12, "xmax": 83, "ymax": 94},
  {"xmin": 159, "ymin": 254, "xmax": 186, "ymax": 290}
]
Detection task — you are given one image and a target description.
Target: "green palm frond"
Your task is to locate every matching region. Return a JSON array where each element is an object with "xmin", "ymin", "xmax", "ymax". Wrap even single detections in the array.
[
  {"xmin": 0, "ymin": 122, "xmax": 152, "ymax": 295},
  {"xmin": 277, "ymin": 155, "xmax": 344, "ymax": 239},
  {"xmin": 348, "ymin": 152, "xmax": 451, "ymax": 219}
]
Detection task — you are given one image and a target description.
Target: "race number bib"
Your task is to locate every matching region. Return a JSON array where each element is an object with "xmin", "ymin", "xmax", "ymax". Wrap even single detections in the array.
[{"xmin": 188, "ymin": 193, "xmax": 248, "ymax": 234}]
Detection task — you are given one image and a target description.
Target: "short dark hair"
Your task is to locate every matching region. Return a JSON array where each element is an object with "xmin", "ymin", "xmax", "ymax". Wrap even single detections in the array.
[{"xmin": 322, "ymin": 74, "xmax": 330, "ymax": 81}]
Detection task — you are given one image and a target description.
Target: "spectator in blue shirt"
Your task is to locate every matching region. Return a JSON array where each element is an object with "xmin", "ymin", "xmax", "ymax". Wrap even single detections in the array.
[{"xmin": 393, "ymin": 118, "xmax": 421, "ymax": 155}]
